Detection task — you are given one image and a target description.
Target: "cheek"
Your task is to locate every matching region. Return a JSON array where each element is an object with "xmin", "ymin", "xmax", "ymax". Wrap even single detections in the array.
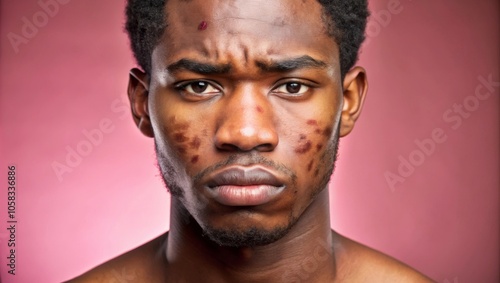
[
  {"xmin": 150, "ymin": 92, "xmax": 207, "ymax": 168},
  {"xmin": 291, "ymin": 118, "xmax": 337, "ymax": 177},
  {"xmin": 165, "ymin": 116, "xmax": 204, "ymax": 165}
]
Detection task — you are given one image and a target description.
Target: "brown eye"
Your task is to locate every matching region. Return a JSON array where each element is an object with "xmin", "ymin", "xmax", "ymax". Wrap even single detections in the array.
[
  {"xmin": 179, "ymin": 81, "xmax": 221, "ymax": 96},
  {"xmin": 274, "ymin": 82, "xmax": 310, "ymax": 95},
  {"xmin": 286, "ymin": 82, "xmax": 301, "ymax": 93},
  {"xmin": 190, "ymin": 81, "xmax": 209, "ymax": 93}
]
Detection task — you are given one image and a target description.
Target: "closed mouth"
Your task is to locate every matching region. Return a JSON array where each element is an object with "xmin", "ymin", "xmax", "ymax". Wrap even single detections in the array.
[{"xmin": 204, "ymin": 166, "xmax": 286, "ymax": 206}]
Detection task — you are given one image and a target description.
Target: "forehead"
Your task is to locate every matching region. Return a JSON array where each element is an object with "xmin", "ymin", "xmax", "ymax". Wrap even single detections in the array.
[{"xmin": 153, "ymin": 0, "xmax": 338, "ymax": 73}]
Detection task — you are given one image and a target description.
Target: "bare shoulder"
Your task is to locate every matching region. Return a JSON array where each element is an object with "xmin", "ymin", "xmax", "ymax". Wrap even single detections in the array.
[
  {"xmin": 64, "ymin": 233, "xmax": 168, "ymax": 283},
  {"xmin": 334, "ymin": 232, "xmax": 436, "ymax": 282}
]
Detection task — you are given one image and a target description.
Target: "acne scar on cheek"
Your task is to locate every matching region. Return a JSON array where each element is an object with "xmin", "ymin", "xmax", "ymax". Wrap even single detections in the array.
[
  {"xmin": 189, "ymin": 136, "xmax": 201, "ymax": 149},
  {"xmin": 256, "ymin": 106, "xmax": 263, "ymax": 113},
  {"xmin": 316, "ymin": 144, "xmax": 323, "ymax": 152},
  {"xmin": 307, "ymin": 160, "xmax": 314, "ymax": 172},
  {"xmin": 198, "ymin": 21, "xmax": 208, "ymax": 30},
  {"xmin": 191, "ymin": 155, "xmax": 199, "ymax": 164},
  {"xmin": 169, "ymin": 117, "xmax": 200, "ymax": 155},
  {"xmin": 295, "ymin": 134, "xmax": 312, "ymax": 154},
  {"xmin": 307, "ymin": 120, "xmax": 324, "ymax": 134},
  {"xmin": 177, "ymin": 146, "xmax": 187, "ymax": 154},
  {"xmin": 174, "ymin": 133, "xmax": 189, "ymax": 143}
]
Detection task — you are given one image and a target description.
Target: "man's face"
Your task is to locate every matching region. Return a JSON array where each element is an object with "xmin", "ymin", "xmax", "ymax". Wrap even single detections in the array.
[{"xmin": 143, "ymin": 0, "xmax": 346, "ymax": 247}]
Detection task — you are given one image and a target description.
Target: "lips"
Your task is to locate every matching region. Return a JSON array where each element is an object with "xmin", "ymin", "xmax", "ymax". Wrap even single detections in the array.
[{"xmin": 205, "ymin": 167, "xmax": 285, "ymax": 206}]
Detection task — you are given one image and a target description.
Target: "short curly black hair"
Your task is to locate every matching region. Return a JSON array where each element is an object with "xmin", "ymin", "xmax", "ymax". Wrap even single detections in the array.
[{"xmin": 125, "ymin": 0, "xmax": 369, "ymax": 79}]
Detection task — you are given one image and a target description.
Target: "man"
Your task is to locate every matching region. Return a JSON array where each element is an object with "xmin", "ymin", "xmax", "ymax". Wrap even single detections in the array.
[{"xmin": 69, "ymin": 0, "xmax": 433, "ymax": 282}]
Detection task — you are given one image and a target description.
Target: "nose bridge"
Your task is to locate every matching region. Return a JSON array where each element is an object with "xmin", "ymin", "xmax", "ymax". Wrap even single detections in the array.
[
  {"xmin": 215, "ymin": 84, "xmax": 278, "ymax": 151},
  {"xmin": 229, "ymin": 85, "xmax": 267, "ymax": 124}
]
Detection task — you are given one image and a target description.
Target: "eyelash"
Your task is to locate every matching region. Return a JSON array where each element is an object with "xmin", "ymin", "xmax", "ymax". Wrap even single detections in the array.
[
  {"xmin": 174, "ymin": 80, "xmax": 313, "ymax": 98},
  {"xmin": 272, "ymin": 81, "xmax": 311, "ymax": 96},
  {"xmin": 175, "ymin": 80, "xmax": 222, "ymax": 97}
]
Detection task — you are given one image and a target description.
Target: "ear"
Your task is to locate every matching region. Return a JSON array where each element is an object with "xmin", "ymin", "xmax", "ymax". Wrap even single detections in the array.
[
  {"xmin": 339, "ymin": 66, "xmax": 368, "ymax": 137},
  {"xmin": 128, "ymin": 68, "xmax": 154, "ymax": 138}
]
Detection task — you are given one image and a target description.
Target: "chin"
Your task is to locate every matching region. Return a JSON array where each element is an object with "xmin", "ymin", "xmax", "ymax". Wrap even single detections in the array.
[{"xmin": 201, "ymin": 223, "xmax": 295, "ymax": 248}]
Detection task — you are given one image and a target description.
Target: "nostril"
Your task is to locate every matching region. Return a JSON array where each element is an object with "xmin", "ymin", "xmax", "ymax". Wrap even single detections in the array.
[
  {"xmin": 255, "ymin": 143, "xmax": 275, "ymax": 152},
  {"xmin": 217, "ymin": 143, "xmax": 240, "ymax": 152},
  {"xmin": 217, "ymin": 142, "xmax": 275, "ymax": 152},
  {"xmin": 214, "ymin": 109, "xmax": 279, "ymax": 152}
]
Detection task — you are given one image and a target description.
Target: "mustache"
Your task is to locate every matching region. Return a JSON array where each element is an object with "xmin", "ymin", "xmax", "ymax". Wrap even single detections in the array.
[{"xmin": 192, "ymin": 152, "xmax": 297, "ymax": 186}]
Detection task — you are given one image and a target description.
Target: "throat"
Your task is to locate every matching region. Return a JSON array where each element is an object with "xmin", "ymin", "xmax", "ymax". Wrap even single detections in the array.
[{"xmin": 165, "ymin": 189, "xmax": 336, "ymax": 282}]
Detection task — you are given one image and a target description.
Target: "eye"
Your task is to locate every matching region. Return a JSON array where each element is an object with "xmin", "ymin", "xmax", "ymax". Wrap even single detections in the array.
[
  {"xmin": 177, "ymin": 81, "xmax": 221, "ymax": 96},
  {"xmin": 273, "ymin": 82, "xmax": 310, "ymax": 95}
]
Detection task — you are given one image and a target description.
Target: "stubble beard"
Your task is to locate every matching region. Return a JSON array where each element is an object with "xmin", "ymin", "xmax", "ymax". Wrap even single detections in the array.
[{"xmin": 155, "ymin": 128, "xmax": 340, "ymax": 248}]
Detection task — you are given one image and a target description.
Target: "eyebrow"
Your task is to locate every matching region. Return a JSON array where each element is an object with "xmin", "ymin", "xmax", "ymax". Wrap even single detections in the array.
[
  {"xmin": 256, "ymin": 55, "xmax": 328, "ymax": 72},
  {"xmin": 167, "ymin": 59, "xmax": 232, "ymax": 75},
  {"xmin": 166, "ymin": 55, "xmax": 327, "ymax": 75}
]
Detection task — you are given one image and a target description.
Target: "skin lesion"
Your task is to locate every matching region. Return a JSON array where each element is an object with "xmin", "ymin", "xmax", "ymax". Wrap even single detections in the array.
[
  {"xmin": 191, "ymin": 155, "xmax": 200, "ymax": 164},
  {"xmin": 295, "ymin": 117, "xmax": 331, "ymax": 154},
  {"xmin": 168, "ymin": 118, "xmax": 202, "ymax": 157},
  {"xmin": 189, "ymin": 137, "xmax": 201, "ymax": 150},
  {"xmin": 295, "ymin": 138, "xmax": 313, "ymax": 154},
  {"xmin": 306, "ymin": 119, "xmax": 318, "ymax": 126},
  {"xmin": 307, "ymin": 160, "xmax": 314, "ymax": 172},
  {"xmin": 316, "ymin": 144, "xmax": 323, "ymax": 152},
  {"xmin": 174, "ymin": 133, "xmax": 189, "ymax": 143}
]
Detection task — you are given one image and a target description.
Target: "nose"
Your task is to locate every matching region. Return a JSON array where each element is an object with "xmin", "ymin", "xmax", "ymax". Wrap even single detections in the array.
[{"xmin": 214, "ymin": 86, "xmax": 279, "ymax": 152}]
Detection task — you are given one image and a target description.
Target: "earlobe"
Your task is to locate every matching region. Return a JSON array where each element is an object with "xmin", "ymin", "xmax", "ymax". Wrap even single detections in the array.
[
  {"xmin": 128, "ymin": 68, "xmax": 154, "ymax": 138},
  {"xmin": 339, "ymin": 66, "xmax": 368, "ymax": 137}
]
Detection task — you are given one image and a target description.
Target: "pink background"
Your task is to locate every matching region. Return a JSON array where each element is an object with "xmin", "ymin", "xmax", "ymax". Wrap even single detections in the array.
[{"xmin": 0, "ymin": 0, "xmax": 498, "ymax": 282}]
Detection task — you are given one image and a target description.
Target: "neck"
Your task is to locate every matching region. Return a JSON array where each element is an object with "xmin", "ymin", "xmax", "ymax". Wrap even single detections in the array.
[{"xmin": 164, "ymin": 188, "xmax": 337, "ymax": 282}]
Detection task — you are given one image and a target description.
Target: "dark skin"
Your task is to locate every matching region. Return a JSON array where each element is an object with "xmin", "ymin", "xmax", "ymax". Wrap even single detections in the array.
[{"xmin": 68, "ymin": 0, "xmax": 434, "ymax": 282}]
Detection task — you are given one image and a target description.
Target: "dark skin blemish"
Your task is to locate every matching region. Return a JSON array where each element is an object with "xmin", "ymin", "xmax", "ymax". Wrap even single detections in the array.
[
  {"xmin": 299, "ymin": 134, "xmax": 307, "ymax": 140},
  {"xmin": 316, "ymin": 144, "xmax": 323, "ymax": 152},
  {"xmin": 306, "ymin": 120, "xmax": 318, "ymax": 126},
  {"xmin": 315, "ymin": 128, "xmax": 322, "ymax": 134},
  {"xmin": 256, "ymin": 106, "xmax": 263, "ymax": 113},
  {"xmin": 174, "ymin": 133, "xmax": 189, "ymax": 143},
  {"xmin": 189, "ymin": 137, "xmax": 201, "ymax": 149},
  {"xmin": 314, "ymin": 168, "xmax": 320, "ymax": 177},
  {"xmin": 307, "ymin": 160, "xmax": 314, "ymax": 172},
  {"xmin": 177, "ymin": 146, "xmax": 187, "ymax": 154},
  {"xmin": 191, "ymin": 155, "xmax": 199, "ymax": 164},
  {"xmin": 295, "ymin": 140, "xmax": 312, "ymax": 154}
]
